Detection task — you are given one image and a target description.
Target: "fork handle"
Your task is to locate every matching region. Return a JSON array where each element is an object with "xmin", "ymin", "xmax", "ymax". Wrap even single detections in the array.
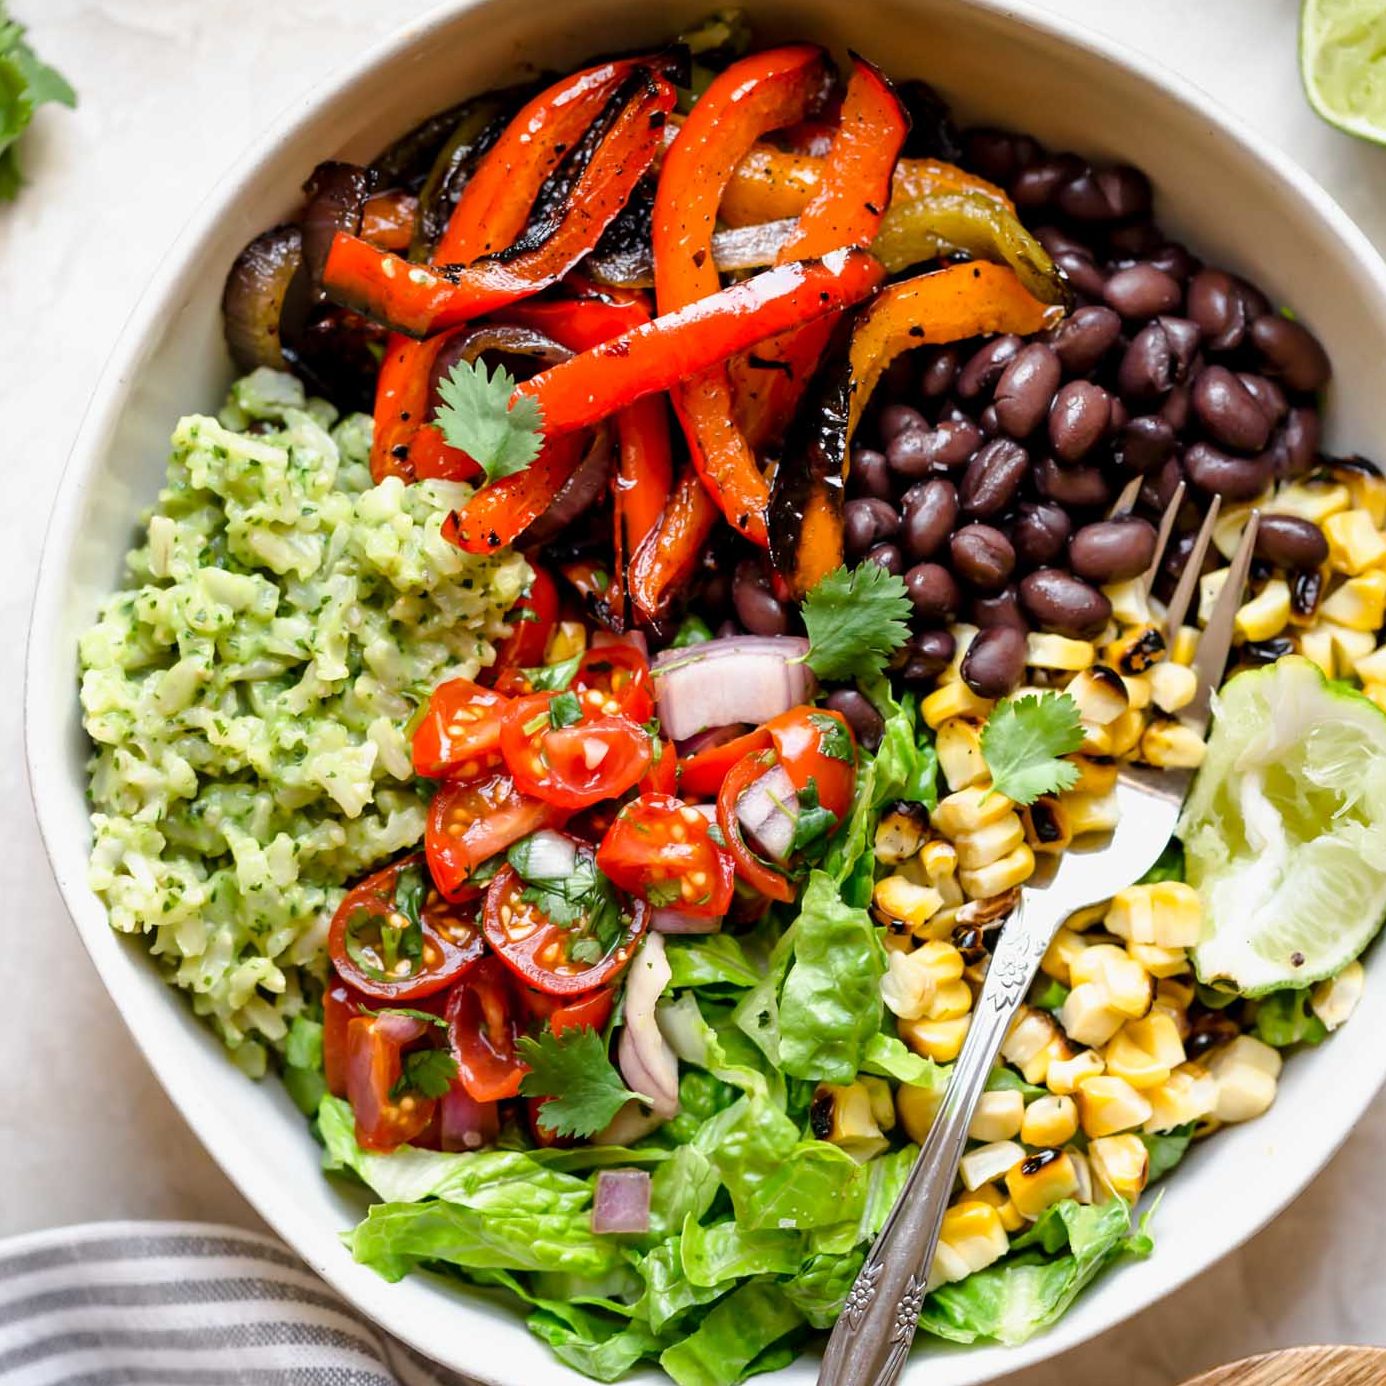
[{"xmin": 816, "ymin": 889, "xmax": 1065, "ymax": 1386}]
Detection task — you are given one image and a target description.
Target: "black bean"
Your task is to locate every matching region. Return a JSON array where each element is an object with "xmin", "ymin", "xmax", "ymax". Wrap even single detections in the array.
[
  {"xmin": 1053, "ymin": 249, "xmax": 1108, "ymax": 300},
  {"xmin": 888, "ymin": 417, "xmax": 982, "ymax": 478},
  {"xmin": 848, "ymin": 446, "xmax": 894, "ymax": 501},
  {"xmin": 1118, "ymin": 321, "xmax": 1177, "ymax": 402},
  {"xmin": 1184, "ymin": 441, "xmax": 1274, "ymax": 499},
  {"xmin": 899, "ymin": 627, "xmax": 956, "ymax": 685},
  {"xmin": 1108, "ymin": 221, "xmax": 1163, "ymax": 259},
  {"xmin": 1047, "ymin": 305, "xmax": 1122, "ymax": 376},
  {"xmin": 878, "ymin": 403, "xmax": 928, "ymax": 442},
  {"xmin": 1238, "ymin": 373, "xmax": 1288, "ymax": 428},
  {"xmin": 823, "ymin": 689, "xmax": 885, "ymax": 752},
  {"xmin": 971, "ymin": 585, "xmax": 1029, "ymax": 634},
  {"xmin": 1069, "ymin": 516, "xmax": 1159, "ymax": 584},
  {"xmin": 961, "ymin": 626, "xmax": 1028, "ymax": 697},
  {"xmin": 994, "ymin": 343, "xmax": 1062, "ymax": 438},
  {"xmin": 1291, "ymin": 567, "xmax": 1324, "ymax": 620},
  {"xmin": 882, "ymin": 354, "xmax": 917, "ymax": 399},
  {"xmin": 961, "ymin": 438, "xmax": 1029, "ymax": 516},
  {"xmin": 1149, "ymin": 242, "xmax": 1196, "ymax": 282},
  {"xmin": 1013, "ymin": 154, "xmax": 1083, "ymax": 209},
  {"xmin": 901, "ymin": 479, "xmax": 959, "ymax": 560},
  {"xmin": 1049, "ymin": 380, "xmax": 1112, "ymax": 462},
  {"xmin": 1036, "ymin": 456, "xmax": 1111, "ymax": 509},
  {"xmin": 844, "ymin": 497, "xmax": 900, "ymax": 559},
  {"xmin": 1155, "ymin": 528, "xmax": 1215, "ymax": 602},
  {"xmin": 1013, "ymin": 502, "xmax": 1072, "ymax": 568},
  {"xmin": 1140, "ymin": 456, "xmax": 1183, "ymax": 513},
  {"xmin": 1254, "ymin": 513, "xmax": 1329, "ymax": 570},
  {"xmin": 1268, "ymin": 406, "xmax": 1320, "ymax": 480},
  {"xmin": 1109, "ymin": 396, "xmax": 1129, "ymax": 433},
  {"xmin": 905, "ymin": 562, "xmax": 961, "ymax": 622},
  {"xmin": 1056, "ymin": 164, "xmax": 1151, "ymax": 222},
  {"xmin": 957, "ymin": 335, "xmax": 1023, "ymax": 400},
  {"xmin": 1158, "ymin": 317, "xmax": 1203, "ymax": 375},
  {"xmin": 920, "ymin": 346, "xmax": 961, "ymax": 398},
  {"xmin": 1186, "ymin": 268, "xmax": 1248, "ymax": 351},
  {"xmin": 1241, "ymin": 636, "xmax": 1298, "ymax": 668},
  {"xmin": 1036, "ymin": 224, "xmax": 1087, "ymax": 259},
  {"xmin": 1159, "ymin": 383, "xmax": 1191, "ymax": 431},
  {"xmin": 1104, "ymin": 264, "xmax": 1182, "ymax": 318},
  {"xmin": 1192, "ymin": 365, "xmax": 1273, "ymax": 452},
  {"xmin": 964, "ymin": 129, "xmax": 1025, "ymax": 185},
  {"xmin": 978, "ymin": 404, "xmax": 1001, "ymax": 437},
  {"xmin": 732, "ymin": 559, "xmax": 789, "ymax": 637},
  {"xmin": 1101, "ymin": 165, "xmax": 1153, "ymax": 218},
  {"xmin": 1019, "ymin": 568, "xmax": 1113, "ymax": 638},
  {"xmin": 866, "ymin": 542, "xmax": 905, "ymax": 576},
  {"xmin": 1115, "ymin": 414, "xmax": 1177, "ymax": 473},
  {"xmin": 950, "ymin": 524, "xmax": 1016, "ymax": 592},
  {"xmin": 1248, "ymin": 314, "xmax": 1332, "ymax": 393}
]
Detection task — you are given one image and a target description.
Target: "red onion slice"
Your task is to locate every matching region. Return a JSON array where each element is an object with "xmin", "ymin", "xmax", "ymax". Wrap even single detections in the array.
[
  {"xmin": 439, "ymin": 1085, "xmax": 500, "ymax": 1153},
  {"xmin": 651, "ymin": 636, "xmax": 813, "ymax": 741},
  {"xmin": 652, "ymin": 907, "xmax": 723, "ymax": 935},
  {"xmin": 617, "ymin": 934, "xmax": 679, "ymax": 1119},
  {"xmin": 735, "ymin": 762, "xmax": 800, "ymax": 863},
  {"xmin": 591, "ymin": 1168, "xmax": 652, "ymax": 1235}
]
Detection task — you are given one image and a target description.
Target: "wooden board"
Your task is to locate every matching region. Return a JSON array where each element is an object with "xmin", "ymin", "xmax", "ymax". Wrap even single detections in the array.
[{"xmin": 1182, "ymin": 1346, "xmax": 1386, "ymax": 1385}]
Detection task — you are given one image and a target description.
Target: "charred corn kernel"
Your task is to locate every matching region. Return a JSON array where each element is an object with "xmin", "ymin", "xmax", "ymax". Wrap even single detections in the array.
[
  {"xmin": 873, "ymin": 803, "xmax": 931, "ymax": 864},
  {"xmin": 1299, "ymin": 625, "xmax": 1337, "ymax": 678},
  {"xmin": 933, "ymin": 785, "xmax": 1014, "ymax": 839},
  {"xmin": 1140, "ymin": 719, "xmax": 1207, "ymax": 768},
  {"xmin": 959, "ymin": 1140, "xmax": 1026, "ymax": 1191},
  {"xmin": 1198, "ymin": 568, "xmax": 1230, "ymax": 627},
  {"xmin": 1107, "ymin": 881, "xmax": 1203, "ymax": 950},
  {"xmin": 1102, "ymin": 625, "xmax": 1166, "ymax": 676},
  {"xmin": 1041, "ymin": 927, "xmax": 1088, "ymax": 987},
  {"xmin": 936, "ymin": 717, "xmax": 988, "ymax": 791},
  {"xmin": 896, "ymin": 1082, "xmax": 943, "ymax": 1144},
  {"xmin": 941, "ymin": 624, "xmax": 979, "ymax": 683},
  {"xmin": 1104, "ymin": 1012, "xmax": 1186, "ymax": 1091},
  {"xmin": 545, "ymin": 619, "xmax": 587, "ymax": 663},
  {"xmin": 1079, "ymin": 721, "xmax": 1113, "ymax": 756},
  {"xmin": 927, "ymin": 1202, "xmax": 1011, "ymax": 1291},
  {"xmin": 968, "ymin": 1089, "xmax": 1025, "ymax": 1142},
  {"xmin": 922, "ymin": 681, "xmax": 994, "ymax": 729},
  {"xmin": 954, "ymin": 813, "xmax": 1025, "ymax": 871},
  {"xmin": 968, "ymin": 1183, "xmax": 1027, "ymax": 1233},
  {"xmin": 873, "ymin": 876, "xmax": 944, "ymax": 931},
  {"xmin": 1122, "ymin": 674, "xmax": 1153, "ymax": 711},
  {"xmin": 1067, "ymin": 666, "xmax": 1129, "ymax": 725},
  {"xmin": 1324, "ymin": 509, "xmax": 1386, "ymax": 575},
  {"xmin": 1005, "ymin": 1149, "xmax": 1080, "ymax": 1219},
  {"xmin": 1001, "ymin": 1007, "xmax": 1061, "ymax": 1082},
  {"xmin": 1064, "ymin": 789, "xmax": 1121, "ymax": 838},
  {"xmin": 1106, "ymin": 578, "xmax": 1154, "ymax": 628},
  {"xmin": 1145, "ymin": 1062, "xmax": 1218, "ymax": 1132},
  {"xmin": 1128, "ymin": 941, "xmax": 1190, "ymax": 979},
  {"xmin": 1058, "ymin": 984, "xmax": 1127, "ymax": 1047},
  {"xmin": 901, "ymin": 1014, "xmax": 971, "ymax": 1062},
  {"xmin": 1088, "ymin": 1134, "xmax": 1150, "ymax": 1204},
  {"xmin": 1076, "ymin": 1074, "xmax": 1154, "ymax": 1137},
  {"xmin": 1064, "ymin": 902, "xmax": 1111, "ymax": 934},
  {"xmin": 881, "ymin": 931, "xmax": 914, "ymax": 955},
  {"xmin": 1019, "ymin": 796, "xmax": 1072, "ymax": 856},
  {"xmin": 1340, "ymin": 467, "xmax": 1386, "ymax": 527},
  {"xmin": 1107, "ymin": 708, "xmax": 1147, "ymax": 758},
  {"xmin": 928, "ymin": 978, "xmax": 974, "ymax": 1022},
  {"xmin": 1234, "ymin": 578, "xmax": 1291, "ymax": 642},
  {"xmin": 881, "ymin": 948, "xmax": 937, "ymax": 1021},
  {"xmin": 1357, "ymin": 645, "xmax": 1386, "ymax": 684},
  {"xmin": 1069, "ymin": 757, "xmax": 1118, "ymax": 797},
  {"xmin": 1321, "ymin": 569, "xmax": 1386, "ymax": 631},
  {"xmin": 1021, "ymin": 1094, "xmax": 1078, "ymax": 1147},
  {"xmin": 810, "ymin": 1083, "xmax": 889, "ymax": 1162},
  {"xmin": 1070, "ymin": 944, "xmax": 1153, "ymax": 1017},
  {"xmin": 1327, "ymin": 620, "xmax": 1379, "ymax": 671},
  {"xmin": 1047, "ymin": 1048, "xmax": 1105, "ymax": 1096},
  {"xmin": 860, "ymin": 1076, "xmax": 896, "ymax": 1132},
  {"xmin": 1208, "ymin": 1035, "xmax": 1282, "ymax": 1123},
  {"xmin": 1026, "ymin": 632, "xmax": 1095, "ymax": 671},
  {"xmin": 1125, "ymin": 1012, "xmax": 1187, "ymax": 1067},
  {"xmin": 1156, "ymin": 976, "xmax": 1196, "ymax": 1011},
  {"xmin": 1312, "ymin": 960, "xmax": 1365, "ymax": 1032},
  {"xmin": 960, "ymin": 843, "xmax": 1035, "ymax": 899},
  {"xmin": 1272, "ymin": 480, "xmax": 1351, "ymax": 524},
  {"xmin": 1148, "ymin": 660, "xmax": 1198, "ymax": 713},
  {"xmin": 1169, "ymin": 624, "xmax": 1199, "ymax": 665}
]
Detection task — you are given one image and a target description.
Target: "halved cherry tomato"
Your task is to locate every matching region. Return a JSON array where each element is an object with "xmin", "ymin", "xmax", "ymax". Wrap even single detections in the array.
[
  {"xmin": 639, "ymin": 738, "xmax": 678, "ymax": 797},
  {"xmin": 677, "ymin": 727, "xmax": 773, "ymax": 799},
  {"xmin": 597, "ymin": 794, "xmax": 735, "ymax": 917},
  {"xmin": 716, "ymin": 750, "xmax": 796, "ymax": 904},
  {"xmin": 425, "ymin": 771, "xmax": 559, "ymax": 900},
  {"xmin": 328, "ymin": 854, "xmax": 485, "ymax": 1001},
  {"xmin": 571, "ymin": 644, "xmax": 655, "ymax": 724},
  {"xmin": 500, "ymin": 692, "xmax": 653, "ymax": 810},
  {"xmin": 446, "ymin": 956, "xmax": 528, "ymax": 1102},
  {"xmin": 345, "ymin": 1012, "xmax": 436, "ymax": 1152},
  {"xmin": 323, "ymin": 979, "xmax": 367, "ymax": 1099},
  {"xmin": 520, "ymin": 985, "xmax": 616, "ymax": 1036},
  {"xmin": 411, "ymin": 678, "xmax": 510, "ymax": 779},
  {"xmin": 765, "ymin": 705, "xmax": 857, "ymax": 823},
  {"xmin": 491, "ymin": 566, "xmax": 560, "ymax": 676},
  {"xmin": 482, "ymin": 853, "xmax": 649, "ymax": 995}
]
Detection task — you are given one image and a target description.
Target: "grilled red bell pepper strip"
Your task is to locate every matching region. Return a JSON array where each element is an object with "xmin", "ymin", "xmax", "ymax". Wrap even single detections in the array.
[
  {"xmin": 369, "ymin": 328, "xmax": 474, "ymax": 482},
  {"xmin": 628, "ymin": 468, "xmax": 721, "ymax": 623},
  {"xmin": 653, "ymin": 44, "xmax": 831, "ymax": 547},
  {"xmin": 733, "ymin": 57, "xmax": 908, "ymax": 451}
]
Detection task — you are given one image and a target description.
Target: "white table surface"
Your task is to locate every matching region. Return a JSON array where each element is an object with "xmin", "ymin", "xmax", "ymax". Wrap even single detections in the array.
[{"xmin": 5, "ymin": 2, "xmax": 1385, "ymax": 1382}]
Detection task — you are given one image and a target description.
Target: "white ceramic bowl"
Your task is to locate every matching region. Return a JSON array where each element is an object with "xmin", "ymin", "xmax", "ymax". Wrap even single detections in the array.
[{"xmin": 25, "ymin": 2, "xmax": 1386, "ymax": 1382}]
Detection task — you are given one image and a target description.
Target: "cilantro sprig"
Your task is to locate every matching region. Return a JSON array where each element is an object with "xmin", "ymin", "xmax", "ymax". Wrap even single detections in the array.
[
  {"xmin": 389, "ymin": 1048, "xmax": 459, "ymax": 1101},
  {"xmin": 980, "ymin": 692, "xmax": 1084, "ymax": 805},
  {"xmin": 435, "ymin": 358, "xmax": 545, "ymax": 483},
  {"xmin": 517, "ymin": 1026, "xmax": 642, "ymax": 1139},
  {"xmin": 0, "ymin": 6, "xmax": 76, "ymax": 201},
  {"xmin": 507, "ymin": 836, "xmax": 625, "ymax": 965},
  {"xmin": 801, "ymin": 563, "xmax": 912, "ymax": 682}
]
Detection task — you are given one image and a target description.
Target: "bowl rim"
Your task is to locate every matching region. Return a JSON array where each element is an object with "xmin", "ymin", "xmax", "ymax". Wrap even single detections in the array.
[{"xmin": 24, "ymin": 1, "xmax": 1386, "ymax": 1382}]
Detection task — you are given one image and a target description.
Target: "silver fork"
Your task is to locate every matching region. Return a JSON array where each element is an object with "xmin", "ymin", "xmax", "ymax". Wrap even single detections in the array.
[{"xmin": 816, "ymin": 503, "xmax": 1260, "ymax": 1386}]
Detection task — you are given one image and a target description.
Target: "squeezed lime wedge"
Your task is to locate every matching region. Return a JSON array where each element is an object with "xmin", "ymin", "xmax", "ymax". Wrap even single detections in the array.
[
  {"xmin": 1179, "ymin": 657, "xmax": 1386, "ymax": 995},
  {"xmin": 1301, "ymin": 0, "xmax": 1386, "ymax": 146}
]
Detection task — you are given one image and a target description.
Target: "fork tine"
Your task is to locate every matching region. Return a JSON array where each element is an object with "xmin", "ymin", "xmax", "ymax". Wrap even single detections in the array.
[
  {"xmin": 1163, "ymin": 492, "xmax": 1222, "ymax": 644},
  {"xmin": 1107, "ymin": 474, "xmax": 1143, "ymax": 519},
  {"xmin": 1185, "ymin": 509, "xmax": 1260, "ymax": 733},
  {"xmin": 1140, "ymin": 479, "xmax": 1187, "ymax": 599}
]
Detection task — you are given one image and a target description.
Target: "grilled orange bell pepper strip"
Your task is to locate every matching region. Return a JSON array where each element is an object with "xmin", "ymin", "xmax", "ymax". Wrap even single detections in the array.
[
  {"xmin": 370, "ymin": 328, "xmax": 477, "ymax": 483},
  {"xmin": 653, "ymin": 44, "xmax": 832, "ymax": 547},
  {"xmin": 628, "ymin": 469, "xmax": 721, "ymax": 623}
]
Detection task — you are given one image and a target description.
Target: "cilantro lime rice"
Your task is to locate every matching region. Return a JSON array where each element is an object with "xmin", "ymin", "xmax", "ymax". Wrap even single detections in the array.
[{"xmin": 79, "ymin": 369, "xmax": 528, "ymax": 1073}]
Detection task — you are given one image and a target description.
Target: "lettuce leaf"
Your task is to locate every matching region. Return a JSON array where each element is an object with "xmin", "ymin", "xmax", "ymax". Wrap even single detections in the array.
[
  {"xmin": 658, "ymin": 1282, "xmax": 805, "ymax": 1386},
  {"xmin": 666, "ymin": 933, "xmax": 763, "ymax": 990}
]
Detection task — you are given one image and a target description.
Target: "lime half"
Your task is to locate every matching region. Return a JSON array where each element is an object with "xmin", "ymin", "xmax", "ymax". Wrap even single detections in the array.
[
  {"xmin": 1180, "ymin": 657, "xmax": 1386, "ymax": 995},
  {"xmin": 1301, "ymin": 0, "xmax": 1386, "ymax": 146}
]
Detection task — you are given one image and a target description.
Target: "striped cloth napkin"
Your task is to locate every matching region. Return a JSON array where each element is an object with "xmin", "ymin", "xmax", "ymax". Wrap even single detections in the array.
[{"xmin": 0, "ymin": 1221, "xmax": 468, "ymax": 1386}]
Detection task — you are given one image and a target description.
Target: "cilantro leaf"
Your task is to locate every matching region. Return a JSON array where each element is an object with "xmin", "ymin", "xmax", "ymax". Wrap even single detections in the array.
[
  {"xmin": 522, "ymin": 654, "xmax": 582, "ymax": 692},
  {"xmin": 644, "ymin": 879, "xmax": 683, "ymax": 908},
  {"xmin": 548, "ymin": 690, "xmax": 584, "ymax": 729},
  {"xmin": 434, "ymin": 357, "xmax": 545, "ymax": 483},
  {"xmin": 389, "ymin": 1048, "xmax": 458, "ymax": 1101},
  {"xmin": 801, "ymin": 563, "xmax": 912, "ymax": 682},
  {"xmin": 0, "ymin": 8, "xmax": 76, "ymax": 202},
  {"xmin": 808, "ymin": 711, "xmax": 854, "ymax": 763},
  {"xmin": 980, "ymin": 693, "xmax": 1084, "ymax": 806},
  {"xmin": 362, "ymin": 1006, "xmax": 448, "ymax": 1030},
  {"xmin": 791, "ymin": 778, "xmax": 839, "ymax": 854},
  {"xmin": 517, "ymin": 1027, "xmax": 641, "ymax": 1138},
  {"xmin": 508, "ymin": 839, "xmax": 625, "ymax": 959}
]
